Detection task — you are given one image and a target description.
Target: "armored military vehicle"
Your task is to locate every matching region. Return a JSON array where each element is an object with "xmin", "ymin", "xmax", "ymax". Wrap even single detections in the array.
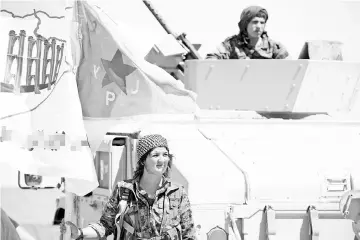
[
  {"xmin": 2, "ymin": 0, "xmax": 359, "ymax": 240},
  {"xmin": 53, "ymin": 0, "xmax": 360, "ymax": 239},
  {"xmin": 56, "ymin": 38, "xmax": 360, "ymax": 240}
]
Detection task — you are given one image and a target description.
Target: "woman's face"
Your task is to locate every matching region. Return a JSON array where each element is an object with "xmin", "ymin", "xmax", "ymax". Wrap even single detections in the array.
[
  {"xmin": 246, "ymin": 17, "xmax": 266, "ymax": 38},
  {"xmin": 144, "ymin": 147, "xmax": 170, "ymax": 176}
]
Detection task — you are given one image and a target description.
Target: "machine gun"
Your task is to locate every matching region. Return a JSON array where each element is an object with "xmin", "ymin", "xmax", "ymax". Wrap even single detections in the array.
[
  {"xmin": 143, "ymin": 0, "xmax": 202, "ymax": 80},
  {"xmin": 143, "ymin": 0, "xmax": 202, "ymax": 60}
]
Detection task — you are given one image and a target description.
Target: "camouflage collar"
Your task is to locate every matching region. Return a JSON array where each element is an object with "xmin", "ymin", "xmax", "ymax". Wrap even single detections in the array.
[
  {"xmin": 135, "ymin": 177, "xmax": 168, "ymax": 196},
  {"xmin": 118, "ymin": 177, "xmax": 179, "ymax": 197},
  {"xmin": 237, "ymin": 32, "xmax": 270, "ymax": 50}
]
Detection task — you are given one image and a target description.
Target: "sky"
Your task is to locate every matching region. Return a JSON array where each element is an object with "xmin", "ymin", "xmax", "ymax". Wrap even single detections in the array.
[
  {"xmin": 131, "ymin": 0, "xmax": 360, "ymax": 61},
  {"xmin": 94, "ymin": 0, "xmax": 360, "ymax": 61},
  {"xmin": 0, "ymin": 0, "xmax": 360, "ymax": 61}
]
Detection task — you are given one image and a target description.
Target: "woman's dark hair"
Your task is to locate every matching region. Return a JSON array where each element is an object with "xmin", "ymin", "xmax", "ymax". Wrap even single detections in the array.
[
  {"xmin": 253, "ymin": 11, "xmax": 268, "ymax": 22},
  {"xmin": 133, "ymin": 147, "xmax": 173, "ymax": 179}
]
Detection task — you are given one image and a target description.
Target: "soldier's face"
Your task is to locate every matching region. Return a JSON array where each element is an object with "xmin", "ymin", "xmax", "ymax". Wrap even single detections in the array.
[
  {"xmin": 144, "ymin": 147, "xmax": 170, "ymax": 176},
  {"xmin": 247, "ymin": 17, "xmax": 266, "ymax": 38}
]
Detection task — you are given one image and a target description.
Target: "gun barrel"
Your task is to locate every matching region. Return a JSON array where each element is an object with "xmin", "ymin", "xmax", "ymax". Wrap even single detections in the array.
[
  {"xmin": 142, "ymin": 0, "xmax": 175, "ymax": 37},
  {"xmin": 177, "ymin": 34, "xmax": 202, "ymax": 59},
  {"xmin": 143, "ymin": 0, "xmax": 202, "ymax": 59}
]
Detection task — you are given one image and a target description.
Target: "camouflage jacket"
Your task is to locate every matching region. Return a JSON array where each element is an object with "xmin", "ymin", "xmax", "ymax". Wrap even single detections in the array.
[
  {"xmin": 89, "ymin": 178, "xmax": 197, "ymax": 240},
  {"xmin": 205, "ymin": 33, "xmax": 289, "ymax": 60}
]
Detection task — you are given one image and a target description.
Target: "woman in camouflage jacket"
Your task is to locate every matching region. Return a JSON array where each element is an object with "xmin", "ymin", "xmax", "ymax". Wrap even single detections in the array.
[{"xmin": 66, "ymin": 134, "xmax": 197, "ymax": 240}]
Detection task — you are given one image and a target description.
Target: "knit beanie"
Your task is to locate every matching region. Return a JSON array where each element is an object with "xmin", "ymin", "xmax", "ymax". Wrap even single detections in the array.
[{"xmin": 136, "ymin": 134, "xmax": 168, "ymax": 160}]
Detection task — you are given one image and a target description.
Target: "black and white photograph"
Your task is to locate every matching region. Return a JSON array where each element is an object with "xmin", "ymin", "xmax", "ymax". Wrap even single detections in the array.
[{"xmin": 0, "ymin": 0, "xmax": 360, "ymax": 239}]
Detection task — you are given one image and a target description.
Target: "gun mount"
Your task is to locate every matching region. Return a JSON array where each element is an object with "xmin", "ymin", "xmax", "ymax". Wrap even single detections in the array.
[{"xmin": 143, "ymin": 0, "xmax": 202, "ymax": 81}]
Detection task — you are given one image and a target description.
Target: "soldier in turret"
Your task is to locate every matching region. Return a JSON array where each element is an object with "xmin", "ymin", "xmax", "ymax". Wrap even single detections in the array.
[{"xmin": 206, "ymin": 6, "xmax": 290, "ymax": 60}]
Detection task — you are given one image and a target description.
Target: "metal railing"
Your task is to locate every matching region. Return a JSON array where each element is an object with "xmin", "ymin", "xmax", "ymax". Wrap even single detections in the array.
[{"xmin": 1, "ymin": 30, "xmax": 64, "ymax": 94}]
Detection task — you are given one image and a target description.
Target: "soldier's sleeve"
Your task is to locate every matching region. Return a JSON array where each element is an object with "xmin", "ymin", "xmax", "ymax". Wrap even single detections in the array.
[
  {"xmin": 88, "ymin": 183, "xmax": 120, "ymax": 238},
  {"xmin": 179, "ymin": 186, "xmax": 197, "ymax": 240},
  {"xmin": 272, "ymin": 41, "xmax": 290, "ymax": 59},
  {"xmin": 205, "ymin": 41, "xmax": 232, "ymax": 60}
]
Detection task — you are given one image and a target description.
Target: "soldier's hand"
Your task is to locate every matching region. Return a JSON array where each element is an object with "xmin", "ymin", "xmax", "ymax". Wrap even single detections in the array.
[{"xmin": 65, "ymin": 221, "xmax": 81, "ymax": 239}]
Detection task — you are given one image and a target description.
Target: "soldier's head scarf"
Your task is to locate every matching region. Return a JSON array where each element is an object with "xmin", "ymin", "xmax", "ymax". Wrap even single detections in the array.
[{"xmin": 238, "ymin": 6, "xmax": 268, "ymax": 34}]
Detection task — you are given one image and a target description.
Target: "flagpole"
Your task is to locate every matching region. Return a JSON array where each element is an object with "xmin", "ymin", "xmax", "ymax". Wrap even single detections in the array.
[
  {"xmin": 0, "ymin": 182, "xmax": 2, "ymax": 240},
  {"xmin": 61, "ymin": 179, "xmax": 79, "ymax": 240}
]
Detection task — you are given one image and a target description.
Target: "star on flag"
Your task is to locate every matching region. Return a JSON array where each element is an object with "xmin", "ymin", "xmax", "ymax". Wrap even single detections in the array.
[{"xmin": 101, "ymin": 50, "xmax": 136, "ymax": 94}]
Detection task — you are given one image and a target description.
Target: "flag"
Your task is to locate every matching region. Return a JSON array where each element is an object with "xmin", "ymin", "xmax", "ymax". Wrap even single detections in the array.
[
  {"xmin": 0, "ymin": 0, "xmax": 98, "ymax": 196},
  {"xmin": 73, "ymin": 0, "xmax": 198, "ymax": 118},
  {"xmin": 71, "ymin": 0, "xmax": 199, "ymax": 152}
]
